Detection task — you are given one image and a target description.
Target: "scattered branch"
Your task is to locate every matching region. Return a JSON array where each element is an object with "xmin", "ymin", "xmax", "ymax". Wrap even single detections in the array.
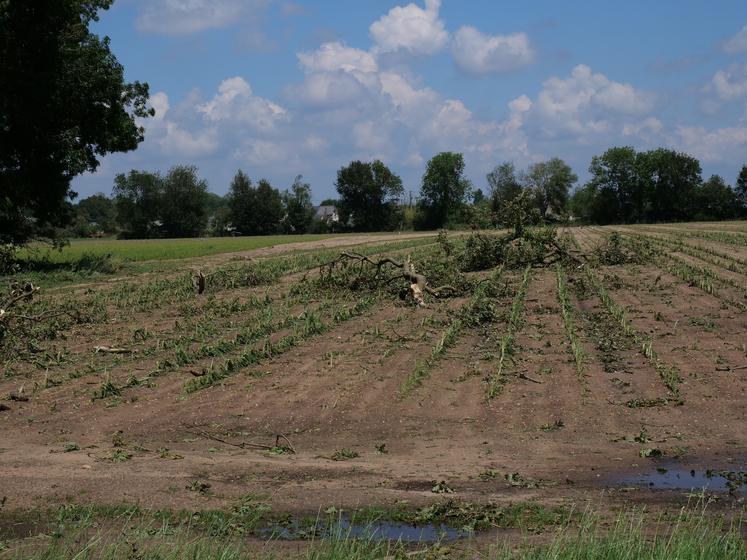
[
  {"xmin": 94, "ymin": 346, "xmax": 134, "ymax": 354},
  {"xmin": 321, "ymin": 251, "xmax": 456, "ymax": 305}
]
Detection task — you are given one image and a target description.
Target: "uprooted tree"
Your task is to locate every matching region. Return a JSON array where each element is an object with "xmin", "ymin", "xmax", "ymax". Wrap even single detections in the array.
[
  {"xmin": 318, "ymin": 252, "xmax": 458, "ymax": 306},
  {"xmin": 0, "ymin": 281, "xmax": 87, "ymax": 345},
  {"xmin": 312, "ymin": 191, "xmax": 595, "ymax": 306}
]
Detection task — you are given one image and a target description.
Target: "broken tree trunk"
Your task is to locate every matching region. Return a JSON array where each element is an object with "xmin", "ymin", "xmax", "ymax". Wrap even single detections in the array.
[{"xmin": 322, "ymin": 251, "xmax": 455, "ymax": 306}]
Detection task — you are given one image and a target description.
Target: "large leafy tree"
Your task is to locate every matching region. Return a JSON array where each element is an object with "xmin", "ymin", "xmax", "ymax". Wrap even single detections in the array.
[
  {"xmin": 160, "ymin": 165, "xmax": 209, "ymax": 238},
  {"xmin": 226, "ymin": 171, "xmax": 283, "ymax": 235},
  {"xmin": 694, "ymin": 175, "xmax": 740, "ymax": 221},
  {"xmin": 584, "ymin": 147, "xmax": 641, "ymax": 224},
  {"xmin": 336, "ymin": 160, "xmax": 403, "ymax": 231},
  {"xmin": 113, "ymin": 170, "xmax": 163, "ymax": 239},
  {"xmin": 419, "ymin": 152, "xmax": 470, "ymax": 228},
  {"xmin": 487, "ymin": 162, "xmax": 523, "ymax": 214},
  {"xmin": 76, "ymin": 193, "xmax": 117, "ymax": 233},
  {"xmin": 253, "ymin": 179, "xmax": 284, "ymax": 235},
  {"xmin": 522, "ymin": 157, "xmax": 577, "ymax": 218},
  {"xmin": 227, "ymin": 170, "xmax": 257, "ymax": 235},
  {"xmin": 113, "ymin": 166, "xmax": 210, "ymax": 238},
  {"xmin": 637, "ymin": 148, "xmax": 701, "ymax": 222},
  {"xmin": 0, "ymin": 0, "xmax": 153, "ymax": 244},
  {"xmin": 736, "ymin": 165, "xmax": 747, "ymax": 215},
  {"xmin": 282, "ymin": 175, "xmax": 314, "ymax": 234}
]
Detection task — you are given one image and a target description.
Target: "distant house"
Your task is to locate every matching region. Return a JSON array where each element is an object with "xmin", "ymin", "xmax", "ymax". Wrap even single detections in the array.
[{"xmin": 314, "ymin": 205, "xmax": 339, "ymax": 225}]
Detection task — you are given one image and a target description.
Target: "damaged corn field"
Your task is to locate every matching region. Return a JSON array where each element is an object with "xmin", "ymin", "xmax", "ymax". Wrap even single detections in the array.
[{"xmin": 1, "ymin": 225, "xmax": 747, "ymax": 558}]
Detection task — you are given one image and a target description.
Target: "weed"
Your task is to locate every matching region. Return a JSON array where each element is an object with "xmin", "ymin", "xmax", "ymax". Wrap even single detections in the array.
[
  {"xmin": 331, "ymin": 448, "xmax": 359, "ymax": 461},
  {"xmin": 94, "ymin": 375, "xmax": 120, "ymax": 400},
  {"xmin": 639, "ymin": 448, "xmax": 664, "ymax": 458},
  {"xmin": 540, "ymin": 420, "xmax": 565, "ymax": 432},
  {"xmin": 505, "ymin": 472, "xmax": 538, "ymax": 488},
  {"xmin": 478, "ymin": 468, "xmax": 500, "ymax": 480},
  {"xmin": 105, "ymin": 449, "xmax": 132, "ymax": 463},
  {"xmin": 431, "ymin": 481, "xmax": 454, "ymax": 494},
  {"xmin": 634, "ymin": 427, "xmax": 651, "ymax": 443},
  {"xmin": 186, "ymin": 480, "xmax": 211, "ymax": 493}
]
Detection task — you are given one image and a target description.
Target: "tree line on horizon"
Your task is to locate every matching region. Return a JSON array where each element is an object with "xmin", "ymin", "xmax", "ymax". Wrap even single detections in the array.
[
  {"xmin": 3, "ymin": 2, "xmax": 747, "ymax": 252},
  {"xmin": 64, "ymin": 148, "xmax": 747, "ymax": 240}
]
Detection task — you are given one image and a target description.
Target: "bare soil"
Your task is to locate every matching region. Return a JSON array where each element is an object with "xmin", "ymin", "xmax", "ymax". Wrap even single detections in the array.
[{"xmin": 1, "ymin": 226, "xmax": 745, "ymax": 531}]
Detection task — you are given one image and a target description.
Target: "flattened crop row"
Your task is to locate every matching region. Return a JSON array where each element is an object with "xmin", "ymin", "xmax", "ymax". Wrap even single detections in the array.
[
  {"xmin": 183, "ymin": 296, "xmax": 378, "ymax": 393},
  {"xmin": 400, "ymin": 266, "xmax": 504, "ymax": 396},
  {"xmin": 583, "ymin": 266, "xmax": 682, "ymax": 398},
  {"xmin": 620, "ymin": 234, "xmax": 746, "ymax": 310},
  {"xmin": 487, "ymin": 265, "xmax": 531, "ymax": 399},
  {"xmin": 556, "ymin": 264, "xmax": 586, "ymax": 386}
]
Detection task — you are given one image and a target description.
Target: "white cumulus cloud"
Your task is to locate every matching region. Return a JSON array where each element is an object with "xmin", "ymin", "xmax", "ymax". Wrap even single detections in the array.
[
  {"xmin": 674, "ymin": 125, "xmax": 747, "ymax": 162},
  {"xmin": 298, "ymin": 42, "xmax": 378, "ymax": 75},
  {"xmin": 197, "ymin": 77, "xmax": 287, "ymax": 131},
  {"xmin": 148, "ymin": 92, "xmax": 170, "ymax": 121},
  {"xmin": 369, "ymin": 0, "xmax": 448, "ymax": 55},
  {"xmin": 136, "ymin": 0, "xmax": 267, "ymax": 35},
  {"xmin": 724, "ymin": 24, "xmax": 747, "ymax": 53},
  {"xmin": 452, "ymin": 27, "xmax": 534, "ymax": 75},
  {"xmin": 158, "ymin": 122, "xmax": 219, "ymax": 156},
  {"xmin": 509, "ymin": 94, "xmax": 532, "ymax": 113},
  {"xmin": 709, "ymin": 64, "xmax": 747, "ymax": 100},
  {"xmin": 622, "ymin": 117, "xmax": 663, "ymax": 137},
  {"xmin": 533, "ymin": 64, "xmax": 655, "ymax": 136}
]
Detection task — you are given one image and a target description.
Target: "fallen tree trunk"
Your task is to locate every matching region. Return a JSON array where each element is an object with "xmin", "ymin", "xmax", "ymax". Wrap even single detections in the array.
[{"xmin": 322, "ymin": 251, "xmax": 456, "ymax": 305}]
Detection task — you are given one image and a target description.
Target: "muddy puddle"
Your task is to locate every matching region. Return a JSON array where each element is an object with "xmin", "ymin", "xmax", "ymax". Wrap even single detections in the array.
[
  {"xmin": 614, "ymin": 459, "xmax": 747, "ymax": 495},
  {"xmin": 263, "ymin": 517, "xmax": 470, "ymax": 542}
]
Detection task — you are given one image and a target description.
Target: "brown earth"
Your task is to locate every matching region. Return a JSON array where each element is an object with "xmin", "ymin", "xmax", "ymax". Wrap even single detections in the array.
[{"xmin": 1, "ymin": 226, "xmax": 746, "ymax": 535}]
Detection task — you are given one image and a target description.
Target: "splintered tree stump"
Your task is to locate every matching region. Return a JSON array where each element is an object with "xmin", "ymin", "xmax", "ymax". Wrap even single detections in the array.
[{"xmin": 193, "ymin": 270, "xmax": 206, "ymax": 294}]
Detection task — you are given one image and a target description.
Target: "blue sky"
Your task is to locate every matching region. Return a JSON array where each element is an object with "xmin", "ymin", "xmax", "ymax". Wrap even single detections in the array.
[{"xmin": 74, "ymin": 0, "xmax": 747, "ymax": 202}]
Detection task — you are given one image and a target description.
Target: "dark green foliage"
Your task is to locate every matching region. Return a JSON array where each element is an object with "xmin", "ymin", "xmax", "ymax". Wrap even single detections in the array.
[
  {"xmin": 459, "ymin": 232, "xmax": 505, "ymax": 272},
  {"xmin": 113, "ymin": 170, "xmax": 164, "ymax": 238},
  {"xmin": 496, "ymin": 189, "xmax": 542, "ymax": 235},
  {"xmin": 583, "ymin": 146, "xmax": 642, "ymax": 223},
  {"xmin": 639, "ymin": 148, "xmax": 702, "ymax": 222},
  {"xmin": 160, "ymin": 166, "xmax": 210, "ymax": 238},
  {"xmin": 227, "ymin": 171, "xmax": 284, "ymax": 236},
  {"xmin": 254, "ymin": 179, "xmax": 284, "ymax": 235},
  {"xmin": 472, "ymin": 188, "xmax": 486, "ymax": 204},
  {"xmin": 419, "ymin": 152, "xmax": 471, "ymax": 228},
  {"xmin": 522, "ymin": 157, "xmax": 577, "ymax": 219},
  {"xmin": 71, "ymin": 193, "xmax": 117, "ymax": 236},
  {"xmin": 0, "ymin": 0, "xmax": 152, "ymax": 244},
  {"xmin": 577, "ymin": 146, "xmax": 741, "ymax": 224},
  {"xmin": 0, "ymin": 243, "xmax": 19, "ymax": 274},
  {"xmin": 226, "ymin": 170, "xmax": 254, "ymax": 235},
  {"xmin": 114, "ymin": 166, "xmax": 209, "ymax": 238},
  {"xmin": 592, "ymin": 232, "xmax": 648, "ymax": 265},
  {"xmin": 693, "ymin": 175, "xmax": 741, "ymax": 220},
  {"xmin": 487, "ymin": 162, "xmax": 523, "ymax": 217},
  {"xmin": 737, "ymin": 165, "xmax": 747, "ymax": 213},
  {"xmin": 335, "ymin": 160, "xmax": 403, "ymax": 231},
  {"xmin": 282, "ymin": 175, "xmax": 315, "ymax": 234}
]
